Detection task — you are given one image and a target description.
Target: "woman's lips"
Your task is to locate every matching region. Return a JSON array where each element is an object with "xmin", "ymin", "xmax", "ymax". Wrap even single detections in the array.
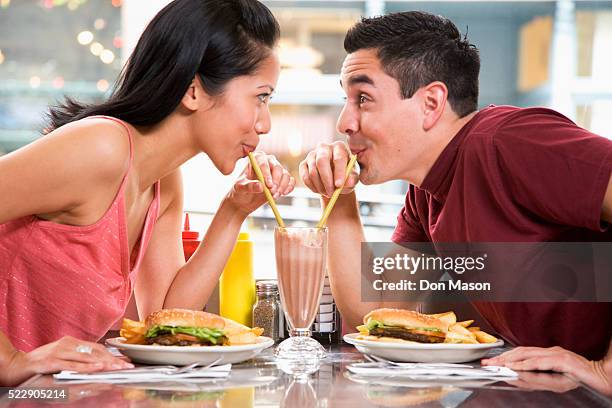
[{"xmin": 241, "ymin": 144, "xmax": 256, "ymax": 157}]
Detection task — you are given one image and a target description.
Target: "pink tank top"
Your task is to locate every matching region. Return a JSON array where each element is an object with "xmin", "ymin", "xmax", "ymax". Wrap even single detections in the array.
[{"xmin": 0, "ymin": 116, "xmax": 160, "ymax": 351}]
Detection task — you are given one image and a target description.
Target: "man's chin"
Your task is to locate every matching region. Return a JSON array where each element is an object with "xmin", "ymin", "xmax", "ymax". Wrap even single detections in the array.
[
  {"xmin": 360, "ymin": 177, "xmax": 375, "ymax": 185},
  {"xmin": 359, "ymin": 169, "xmax": 383, "ymax": 185}
]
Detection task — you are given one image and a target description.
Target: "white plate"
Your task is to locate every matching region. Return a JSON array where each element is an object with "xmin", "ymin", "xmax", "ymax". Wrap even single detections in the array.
[
  {"xmin": 343, "ymin": 333, "xmax": 504, "ymax": 363},
  {"xmin": 106, "ymin": 337, "xmax": 274, "ymax": 366}
]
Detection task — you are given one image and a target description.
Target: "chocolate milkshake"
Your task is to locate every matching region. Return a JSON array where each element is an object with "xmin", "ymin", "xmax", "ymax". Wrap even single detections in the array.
[{"xmin": 275, "ymin": 227, "xmax": 327, "ymax": 331}]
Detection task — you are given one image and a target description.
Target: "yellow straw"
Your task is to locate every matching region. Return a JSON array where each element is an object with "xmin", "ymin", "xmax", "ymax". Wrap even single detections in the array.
[
  {"xmin": 317, "ymin": 154, "xmax": 358, "ymax": 228},
  {"xmin": 247, "ymin": 152, "xmax": 285, "ymax": 228}
]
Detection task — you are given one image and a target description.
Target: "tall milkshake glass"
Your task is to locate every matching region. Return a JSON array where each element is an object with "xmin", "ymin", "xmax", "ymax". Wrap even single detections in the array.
[{"xmin": 274, "ymin": 227, "xmax": 328, "ymax": 363}]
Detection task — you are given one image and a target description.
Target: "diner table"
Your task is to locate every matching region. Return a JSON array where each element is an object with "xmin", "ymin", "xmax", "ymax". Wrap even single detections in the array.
[{"xmin": 1, "ymin": 336, "xmax": 610, "ymax": 407}]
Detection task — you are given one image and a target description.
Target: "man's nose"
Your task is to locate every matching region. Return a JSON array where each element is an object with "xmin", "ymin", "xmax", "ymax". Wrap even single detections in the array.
[{"xmin": 336, "ymin": 104, "xmax": 357, "ymax": 136}]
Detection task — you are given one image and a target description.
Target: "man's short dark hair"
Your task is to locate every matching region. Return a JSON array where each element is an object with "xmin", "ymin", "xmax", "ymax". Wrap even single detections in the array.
[{"xmin": 344, "ymin": 11, "xmax": 480, "ymax": 117}]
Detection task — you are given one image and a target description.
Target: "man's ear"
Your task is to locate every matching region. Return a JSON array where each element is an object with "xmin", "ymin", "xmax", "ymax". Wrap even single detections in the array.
[
  {"xmin": 421, "ymin": 81, "xmax": 448, "ymax": 131},
  {"xmin": 180, "ymin": 76, "xmax": 212, "ymax": 112}
]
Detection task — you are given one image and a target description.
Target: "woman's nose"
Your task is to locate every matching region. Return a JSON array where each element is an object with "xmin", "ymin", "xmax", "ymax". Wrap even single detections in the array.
[{"xmin": 255, "ymin": 107, "xmax": 272, "ymax": 135}]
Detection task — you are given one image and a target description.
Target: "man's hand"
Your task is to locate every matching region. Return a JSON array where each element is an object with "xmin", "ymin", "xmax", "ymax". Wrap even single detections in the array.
[
  {"xmin": 482, "ymin": 345, "xmax": 612, "ymax": 396},
  {"xmin": 506, "ymin": 371, "xmax": 579, "ymax": 393},
  {"xmin": 299, "ymin": 141, "xmax": 359, "ymax": 198}
]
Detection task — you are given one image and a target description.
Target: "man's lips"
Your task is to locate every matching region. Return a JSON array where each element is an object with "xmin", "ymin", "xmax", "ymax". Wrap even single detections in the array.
[{"xmin": 349, "ymin": 147, "xmax": 367, "ymax": 158}]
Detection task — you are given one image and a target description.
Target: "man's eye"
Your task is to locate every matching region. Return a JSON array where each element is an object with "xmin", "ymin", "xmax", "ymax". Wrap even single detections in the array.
[{"xmin": 359, "ymin": 95, "xmax": 367, "ymax": 104}]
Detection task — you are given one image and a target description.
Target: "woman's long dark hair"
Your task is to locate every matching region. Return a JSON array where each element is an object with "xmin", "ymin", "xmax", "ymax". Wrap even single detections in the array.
[{"xmin": 46, "ymin": 0, "xmax": 280, "ymax": 132}]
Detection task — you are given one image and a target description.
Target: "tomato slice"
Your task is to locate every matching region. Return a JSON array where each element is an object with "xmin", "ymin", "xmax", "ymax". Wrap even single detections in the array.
[
  {"xmin": 410, "ymin": 329, "xmax": 446, "ymax": 338},
  {"xmin": 175, "ymin": 333, "xmax": 199, "ymax": 342}
]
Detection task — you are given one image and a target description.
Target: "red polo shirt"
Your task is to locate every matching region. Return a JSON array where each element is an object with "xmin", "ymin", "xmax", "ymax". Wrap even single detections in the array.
[{"xmin": 391, "ymin": 105, "xmax": 612, "ymax": 360}]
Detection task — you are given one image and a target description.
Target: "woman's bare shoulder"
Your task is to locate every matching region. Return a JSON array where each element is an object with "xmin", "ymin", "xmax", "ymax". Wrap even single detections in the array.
[
  {"xmin": 45, "ymin": 117, "xmax": 132, "ymax": 183},
  {"xmin": 0, "ymin": 117, "xmax": 134, "ymax": 222}
]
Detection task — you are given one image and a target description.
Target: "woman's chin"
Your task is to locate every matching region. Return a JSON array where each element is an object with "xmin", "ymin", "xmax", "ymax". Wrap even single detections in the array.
[{"xmin": 216, "ymin": 159, "xmax": 237, "ymax": 176}]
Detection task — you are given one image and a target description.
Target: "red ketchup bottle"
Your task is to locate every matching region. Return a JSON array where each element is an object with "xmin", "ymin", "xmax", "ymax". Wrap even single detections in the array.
[{"xmin": 182, "ymin": 213, "xmax": 200, "ymax": 261}]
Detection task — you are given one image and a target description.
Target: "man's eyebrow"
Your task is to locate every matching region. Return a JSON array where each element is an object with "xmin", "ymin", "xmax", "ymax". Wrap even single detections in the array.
[
  {"xmin": 257, "ymin": 85, "xmax": 275, "ymax": 92},
  {"xmin": 340, "ymin": 74, "xmax": 375, "ymax": 88}
]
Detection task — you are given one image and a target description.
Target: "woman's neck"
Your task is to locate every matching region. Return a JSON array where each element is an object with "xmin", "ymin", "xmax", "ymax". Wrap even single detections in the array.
[{"xmin": 129, "ymin": 113, "xmax": 200, "ymax": 191}]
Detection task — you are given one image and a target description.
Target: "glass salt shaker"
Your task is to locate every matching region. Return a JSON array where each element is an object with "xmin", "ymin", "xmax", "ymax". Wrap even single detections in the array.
[{"xmin": 252, "ymin": 280, "xmax": 280, "ymax": 341}]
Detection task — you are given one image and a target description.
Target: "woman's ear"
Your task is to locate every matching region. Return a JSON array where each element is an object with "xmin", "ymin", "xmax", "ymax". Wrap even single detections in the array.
[
  {"xmin": 180, "ymin": 76, "xmax": 213, "ymax": 112},
  {"xmin": 421, "ymin": 81, "xmax": 448, "ymax": 131}
]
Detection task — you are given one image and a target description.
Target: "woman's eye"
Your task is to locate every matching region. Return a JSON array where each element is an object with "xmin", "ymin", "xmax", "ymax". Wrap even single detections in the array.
[{"xmin": 258, "ymin": 93, "xmax": 271, "ymax": 103}]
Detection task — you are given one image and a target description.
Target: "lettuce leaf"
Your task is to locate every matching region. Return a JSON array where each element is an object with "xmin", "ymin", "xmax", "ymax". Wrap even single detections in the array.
[
  {"xmin": 365, "ymin": 319, "xmax": 443, "ymax": 333},
  {"xmin": 366, "ymin": 319, "xmax": 384, "ymax": 331},
  {"xmin": 145, "ymin": 325, "xmax": 226, "ymax": 345}
]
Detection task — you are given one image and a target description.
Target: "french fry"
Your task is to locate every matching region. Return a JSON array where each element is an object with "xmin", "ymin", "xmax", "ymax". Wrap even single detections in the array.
[
  {"xmin": 457, "ymin": 320, "xmax": 474, "ymax": 328},
  {"xmin": 444, "ymin": 331, "xmax": 478, "ymax": 344},
  {"xmin": 449, "ymin": 323, "xmax": 475, "ymax": 337},
  {"xmin": 123, "ymin": 334, "xmax": 146, "ymax": 344},
  {"xmin": 474, "ymin": 330, "xmax": 497, "ymax": 343},
  {"xmin": 120, "ymin": 318, "xmax": 146, "ymax": 344},
  {"xmin": 428, "ymin": 311, "xmax": 456, "ymax": 325},
  {"xmin": 447, "ymin": 323, "xmax": 478, "ymax": 344},
  {"xmin": 121, "ymin": 318, "xmax": 146, "ymax": 334},
  {"xmin": 467, "ymin": 327, "xmax": 481, "ymax": 332}
]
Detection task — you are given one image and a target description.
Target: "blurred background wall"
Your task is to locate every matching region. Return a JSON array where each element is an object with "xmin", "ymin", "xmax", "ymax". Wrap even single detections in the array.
[{"xmin": 1, "ymin": 0, "xmax": 611, "ymax": 279}]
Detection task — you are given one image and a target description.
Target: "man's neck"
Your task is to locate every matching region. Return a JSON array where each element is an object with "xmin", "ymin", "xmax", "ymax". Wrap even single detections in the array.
[{"xmin": 406, "ymin": 110, "xmax": 478, "ymax": 187}]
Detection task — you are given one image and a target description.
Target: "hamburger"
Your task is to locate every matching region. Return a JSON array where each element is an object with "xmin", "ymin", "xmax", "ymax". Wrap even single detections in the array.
[
  {"xmin": 145, "ymin": 390, "xmax": 223, "ymax": 408},
  {"xmin": 357, "ymin": 308, "xmax": 448, "ymax": 343},
  {"xmin": 366, "ymin": 385, "xmax": 452, "ymax": 407},
  {"xmin": 144, "ymin": 309, "xmax": 227, "ymax": 346}
]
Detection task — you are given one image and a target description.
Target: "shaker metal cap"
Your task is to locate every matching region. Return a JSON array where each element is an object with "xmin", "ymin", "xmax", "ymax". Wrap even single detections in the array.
[{"xmin": 256, "ymin": 280, "xmax": 278, "ymax": 294}]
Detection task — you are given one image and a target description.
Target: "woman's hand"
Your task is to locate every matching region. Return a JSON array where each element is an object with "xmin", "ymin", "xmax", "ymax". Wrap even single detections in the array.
[
  {"xmin": 225, "ymin": 151, "xmax": 295, "ymax": 216},
  {"xmin": 1, "ymin": 336, "xmax": 133, "ymax": 386},
  {"xmin": 482, "ymin": 345, "xmax": 612, "ymax": 396}
]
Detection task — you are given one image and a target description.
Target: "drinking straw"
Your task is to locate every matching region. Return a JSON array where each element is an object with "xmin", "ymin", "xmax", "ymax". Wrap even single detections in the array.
[
  {"xmin": 317, "ymin": 154, "xmax": 358, "ymax": 228},
  {"xmin": 247, "ymin": 152, "xmax": 285, "ymax": 228}
]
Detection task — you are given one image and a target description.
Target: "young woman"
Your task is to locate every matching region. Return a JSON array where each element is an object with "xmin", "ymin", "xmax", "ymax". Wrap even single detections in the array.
[{"xmin": 0, "ymin": 0, "xmax": 292, "ymax": 385}]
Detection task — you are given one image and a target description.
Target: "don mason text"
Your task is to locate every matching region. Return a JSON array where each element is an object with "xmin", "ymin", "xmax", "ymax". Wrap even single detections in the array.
[{"xmin": 373, "ymin": 279, "xmax": 491, "ymax": 292}]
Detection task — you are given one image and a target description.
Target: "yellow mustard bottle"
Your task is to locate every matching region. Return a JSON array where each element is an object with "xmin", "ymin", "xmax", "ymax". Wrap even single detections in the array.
[
  {"xmin": 219, "ymin": 387, "xmax": 254, "ymax": 408},
  {"xmin": 219, "ymin": 232, "xmax": 255, "ymax": 326}
]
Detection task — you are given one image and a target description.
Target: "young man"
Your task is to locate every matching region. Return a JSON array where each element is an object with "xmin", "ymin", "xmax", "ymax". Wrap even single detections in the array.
[{"xmin": 300, "ymin": 11, "xmax": 612, "ymax": 394}]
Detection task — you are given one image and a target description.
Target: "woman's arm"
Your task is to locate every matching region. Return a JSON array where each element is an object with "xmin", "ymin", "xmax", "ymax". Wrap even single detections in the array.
[
  {"xmin": 135, "ymin": 152, "xmax": 295, "ymax": 318},
  {"xmin": 133, "ymin": 170, "xmax": 249, "ymax": 316},
  {"xmin": 0, "ymin": 331, "xmax": 132, "ymax": 387},
  {"xmin": 0, "ymin": 119, "xmax": 130, "ymax": 225},
  {"xmin": 162, "ymin": 194, "xmax": 250, "ymax": 310}
]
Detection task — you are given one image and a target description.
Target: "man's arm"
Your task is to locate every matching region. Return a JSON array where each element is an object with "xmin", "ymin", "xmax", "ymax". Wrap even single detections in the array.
[
  {"xmin": 300, "ymin": 142, "xmax": 420, "ymax": 330},
  {"xmin": 483, "ymin": 340, "xmax": 612, "ymax": 396},
  {"xmin": 602, "ymin": 174, "xmax": 612, "ymax": 224},
  {"xmin": 323, "ymin": 192, "xmax": 378, "ymax": 329},
  {"xmin": 324, "ymin": 192, "xmax": 421, "ymax": 329}
]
